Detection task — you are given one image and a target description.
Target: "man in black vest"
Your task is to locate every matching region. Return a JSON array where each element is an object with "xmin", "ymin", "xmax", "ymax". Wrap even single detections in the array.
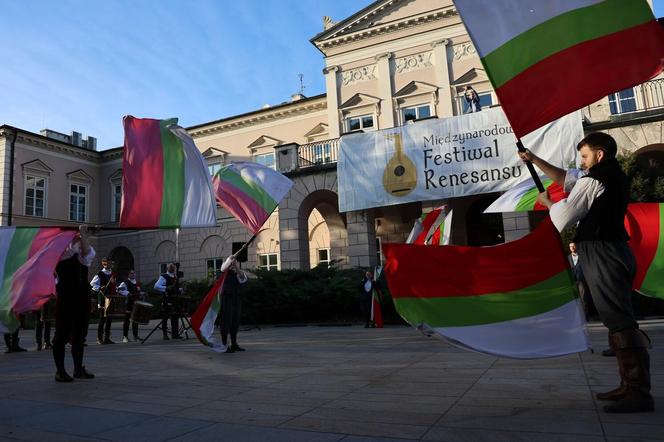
[
  {"xmin": 118, "ymin": 270, "xmax": 142, "ymax": 342},
  {"xmin": 90, "ymin": 258, "xmax": 115, "ymax": 344},
  {"xmin": 153, "ymin": 263, "xmax": 181, "ymax": 340},
  {"xmin": 520, "ymin": 132, "xmax": 653, "ymax": 413},
  {"xmin": 53, "ymin": 225, "xmax": 95, "ymax": 382},
  {"xmin": 219, "ymin": 256, "xmax": 247, "ymax": 353}
]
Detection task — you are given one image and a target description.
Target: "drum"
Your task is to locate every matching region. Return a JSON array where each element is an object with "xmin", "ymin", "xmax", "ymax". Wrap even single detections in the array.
[
  {"xmin": 130, "ymin": 301, "xmax": 154, "ymax": 325},
  {"xmin": 104, "ymin": 295, "xmax": 127, "ymax": 318}
]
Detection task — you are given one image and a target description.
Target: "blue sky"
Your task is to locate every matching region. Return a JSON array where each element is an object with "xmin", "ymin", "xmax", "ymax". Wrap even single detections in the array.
[{"xmin": 2, "ymin": 1, "xmax": 663, "ymax": 150}]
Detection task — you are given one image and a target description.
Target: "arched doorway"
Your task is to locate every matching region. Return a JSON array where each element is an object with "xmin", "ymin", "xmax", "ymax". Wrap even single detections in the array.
[
  {"xmin": 298, "ymin": 189, "xmax": 348, "ymax": 268},
  {"xmin": 466, "ymin": 194, "xmax": 505, "ymax": 246},
  {"xmin": 109, "ymin": 246, "xmax": 135, "ymax": 282}
]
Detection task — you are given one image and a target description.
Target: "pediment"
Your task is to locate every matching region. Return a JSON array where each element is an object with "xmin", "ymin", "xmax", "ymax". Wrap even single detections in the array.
[
  {"xmin": 452, "ymin": 67, "xmax": 488, "ymax": 85},
  {"xmin": 66, "ymin": 169, "xmax": 94, "ymax": 183},
  {"xmin": 312, "ymin": 0, "xmax": 456, "ymax": 48},
  {"xmin": 248, "ymin": 135, "xmax": 282, "ymax": 149},
  {"xmin": 21, "ymin": 159, "xmax": 53, "ymax": 175},
  {"xmin": 304, "ymin": 123, "xmax": 329, "ymax": 139},
  {"xmin": 202, "ymin": 147, "xmax": 229, "ymax": 158},
  {"xmin": 108, "ymin": 168, "xmax": 123, "ymax": 182},
  {"xmin": 339, "ymin": 93, "xmax": 380, "ymax": 110},
  {"xmin": 394, "ymin": 81, "xmax": 438, "ymax": 98}
]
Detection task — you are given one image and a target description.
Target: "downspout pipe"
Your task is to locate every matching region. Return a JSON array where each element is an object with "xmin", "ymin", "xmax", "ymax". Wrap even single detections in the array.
[{"xmin": 6, "ymin": 127, "xmax": 17, "ymax": 226}]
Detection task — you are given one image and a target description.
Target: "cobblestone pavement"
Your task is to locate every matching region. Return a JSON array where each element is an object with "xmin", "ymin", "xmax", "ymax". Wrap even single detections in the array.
[{"xmin": 0, "ymin": 320, "xmax": 662, "ymax": 441}]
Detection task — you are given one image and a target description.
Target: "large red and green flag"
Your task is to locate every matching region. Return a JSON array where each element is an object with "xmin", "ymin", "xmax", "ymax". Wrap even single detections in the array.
[
  {"xmin": 454, "ymin": 0, "xmax": 664, "ymax": 137},
  {"xmin": 406, "ymin": 205, "xmax": 453, "ymax": 245},
  {"xmin": 213, "ymin": 162, "xmax": 294, "ymax": 234},
  {"xmin": 191, "ymin": 271, "xmax": 227, "ymax": 352},
  {"xmin": 384, "ymin": 217, "xmax": 589, "ymax": 358},
  {"xmin": 625, "ymin": 203, "xmax": 664, "ymax": 299},
  {"xmin": 121, "ymin": 116, "xmax": 217, "ymax": 229},
  {"xmin": 484, "ymin": 178, "xmax": 567, "ymax": 213},
  {"xmin": 0, "ymin": 227, "xmax": 77, "ymax": 332}
]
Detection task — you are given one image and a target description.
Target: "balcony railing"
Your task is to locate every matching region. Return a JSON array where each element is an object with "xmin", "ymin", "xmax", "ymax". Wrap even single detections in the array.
[
  {"xmin": 611, "ymin": 78, "xmax": 664, "ymax": 115},
  {"xmin": 297, "ymin": 138, "xmax": 339, "ymax": 169}
]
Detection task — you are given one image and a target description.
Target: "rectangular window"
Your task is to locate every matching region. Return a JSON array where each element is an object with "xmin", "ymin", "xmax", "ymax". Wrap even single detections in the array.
[
  {"xmin": 318, "ymin": 248, "xmax": 330, "ymax": 267},
  {"xmin": 206, "ymin": 257, "xmax": 224, "ymax": 278},
  {"xmin": 254, "ymin": 153, "xmax": 275, "ymax": 170},
  {"xmin": 376, "ymin": 237, "xmax": 383, "ymax": 266},
  {"xmin": 69, "ymin": 184, "xmax": 87, "ymax": 222},
  {"xmin": 24, "ymin": 175, "xmax": 46, "ymax": 218},
  {"xmin": 402, "ymin": 104, "xmax": 432, "ymax": 124},
  {"xmin": 258, "ymin": 253, "xmax": 278, "ymax": 271},
  {"xmin": 208, "ymin": 162, "xmax": 222, "ymax": 177},
  {"xmin": 608, "ymin": 88, "xmax": 637, "ymax": 114},
  {"xmin": 112, "ymin": 183, "xmax": 122, "ymax": 222},
  {"xmin": 346, "ymin": 114, "xmax": 375, "ymax": 132},
  {"xmin": 313, "ymin": 143, "xmax": 332, "ymax": 164}
]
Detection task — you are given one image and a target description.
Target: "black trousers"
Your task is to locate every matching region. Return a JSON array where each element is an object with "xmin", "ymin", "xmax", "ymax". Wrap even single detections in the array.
[
  {"xmin": 220, "ymin": 291, "xmax": 241, "ymax": 345},
  {"xmin": 123, "ymin": 313, "xmax": 139, "ymax": 338},
  {"xmin": 52, "ymin": 292, "xmax": 90, "ymax": 372},
  {"xmin": 97, "ymin": 308, "xmax": 112, "ymax": 341},
  {"xmin": 33, "ymin": 311, "xmax": 52, "ymax": 345},
  {"xmin": 162, "ymin": 300, "xmax": 179, "ymax": 337},
  {"xmin": 360, "ymin": 292, "xmax": 372, "ymax": 325},
  {"xmin": 578, "ymin": 241, "xmax": 637, "ymax": 333}
]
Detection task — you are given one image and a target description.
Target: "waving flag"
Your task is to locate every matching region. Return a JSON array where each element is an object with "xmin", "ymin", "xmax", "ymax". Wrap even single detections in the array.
[
  {"xmin": 191, "ymin": 272, "xmax": 227, "ymax": 352},
  {"xmin": 626, "ymin": 203, "xmax": 664, "ymax": 299},
  {"xmin": 406, "ymin": 206, "xmax": 453, "ymax": 245},
  {"xmin": 213, "ymin": 162, "xmax": 294, "ymax": 234},
  {"xmin": 121, "ymin": 116, "xmax": 217, "ymax": 229},
  {"xmin": 484, "ymin": 178, "xmax": 567, "ymax": 213},
  {"xmin": 0, "ymin": 228, "xmax": 77, "ymax": 332},
  {"xmin": 455, "ymin": 0, "xmax": 664, "ymax": 137},
  {"xmin": 384, "ymin": 217, "xmax": 589, "ymax": 358}
]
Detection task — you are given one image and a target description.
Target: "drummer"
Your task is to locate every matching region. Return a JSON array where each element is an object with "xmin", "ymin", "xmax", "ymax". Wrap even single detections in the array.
[{"xmin": 118, "ymin": 270, "xmax": 143, "ymax": 343}]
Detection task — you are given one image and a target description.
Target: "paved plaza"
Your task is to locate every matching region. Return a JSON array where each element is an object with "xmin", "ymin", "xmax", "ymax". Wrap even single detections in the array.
[{"xmin": 0, "ymin": 320, "xmax": 662, "ymax": 441}]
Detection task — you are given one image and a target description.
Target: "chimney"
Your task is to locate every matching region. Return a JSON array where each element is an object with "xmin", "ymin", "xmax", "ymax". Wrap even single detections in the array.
[
  {"xmin": 71, "ymin": 131, "xmax": 82, "ymax": 147},
  {"xmin": 291, "ymin": 93, "xmax": 305, "ymax": 102},
  {"xmin": 85, "ymin": 136, "xmax": 97, "ymax": 151}
]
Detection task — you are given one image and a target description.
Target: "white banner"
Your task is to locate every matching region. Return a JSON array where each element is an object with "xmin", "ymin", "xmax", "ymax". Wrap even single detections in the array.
[{"xmin": 338, "ymin": 108, "xmax": 582, "ymax": 212}]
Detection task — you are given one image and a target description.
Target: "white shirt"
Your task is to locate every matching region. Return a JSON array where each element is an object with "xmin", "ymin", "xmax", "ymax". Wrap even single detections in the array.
[
  {"xmin": 90, "ymin": 268, "xmax": 112, "ymax": 292},
  {"xmin": 60, "ymin": 241, "xmax": 95, "ymax": 267},
  {"xmin": 154, "ymin": 272, "xmax": 176, "ymax": 294},
  {"xmin": 570, "ymin": 253, "xmax": 579, "ymax": 266},
  {"xmin": 549, "ymin": 169, "xmax": 605, "ymax": 232}
]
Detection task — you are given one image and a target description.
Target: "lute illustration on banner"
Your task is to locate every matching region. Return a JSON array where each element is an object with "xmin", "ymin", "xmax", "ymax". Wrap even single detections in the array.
[{"xmin": 382, "ymin": 132, "xmax": 417, "ymax": 197}]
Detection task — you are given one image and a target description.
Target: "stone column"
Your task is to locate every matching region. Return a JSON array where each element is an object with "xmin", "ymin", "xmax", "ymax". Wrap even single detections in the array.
[
  {"xmin": 346, "ymin": 209, "xmax": 377, "ymax": 268},
  {"xmin": 431, "ymin": 39, "xmax": 453, "ymax": 118},
  {"xmin": 374, "ymin": 52, "xmax": 394, "ymax": 129},
  {"xmin": 323, "ymin": 65, "xmax": 341, "ymax": 138},
  {"xmin": 277, "ymin": 200, "xmax": 309, "ymax": 270}
]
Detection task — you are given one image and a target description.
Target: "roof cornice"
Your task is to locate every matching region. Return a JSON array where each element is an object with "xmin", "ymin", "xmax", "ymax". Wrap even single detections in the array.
[
  {"xmin": 188, "ymin": 96, "xmax": 327, "ymax": 138},
  {"xmin": 313, "ymin": 6, "xmax": 458, "ymax": 51}
]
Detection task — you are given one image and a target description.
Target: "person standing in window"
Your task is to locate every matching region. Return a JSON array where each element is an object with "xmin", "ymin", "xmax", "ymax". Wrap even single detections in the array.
[{"xmin": 464, "ymin": 86, "xmax": 482, "ymax": 113}]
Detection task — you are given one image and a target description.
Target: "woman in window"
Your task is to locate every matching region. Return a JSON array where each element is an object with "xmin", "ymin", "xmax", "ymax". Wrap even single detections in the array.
[{"xmin": 464, "ymin": 86, "xmax": 482, "ymax": 113}]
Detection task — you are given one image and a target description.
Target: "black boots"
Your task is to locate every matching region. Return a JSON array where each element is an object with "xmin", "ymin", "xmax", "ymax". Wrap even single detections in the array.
[{"xmin": 596, "ymin": 329, "xmax": 654, "ymax": 413}]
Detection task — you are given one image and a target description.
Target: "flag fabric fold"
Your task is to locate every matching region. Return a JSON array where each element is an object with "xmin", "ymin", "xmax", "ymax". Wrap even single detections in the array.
[
  {"xmin": 0, "ymin": 227, "xmax": 77, "ymax": 333},
  {"xmin": 626, "ymin": 203, "xmax": 664, "ymax": 299},
  {"xmin": 384, "ymin": 217, "xmax": 589, "ymax": 359},
  {"xmin": 213, "ymin": 161, "xmax": 294, "ymax": 234},
  {"xmin": 484, "ymin": 178, "xmax": 567, "ymax": 213},
  {"xmin": 406, "ymin": 206, "xmax": 453, "ymax": 245},
  {"xmin": 191, "ymin": 271, "xmax": 228, "ymax": 352},
  {"xmin": 120, "ymin": 116, "xmax": 217, "ymax": 229},
  {"xmin": 454, "ymin": 0, "xmax": 664, "ymax": 137}
]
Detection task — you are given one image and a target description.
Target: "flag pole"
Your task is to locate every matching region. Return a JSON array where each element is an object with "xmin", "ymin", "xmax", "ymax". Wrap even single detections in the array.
[{"xmin": 516, "ymin": 139, "xmax": 546, "ymax": 193}]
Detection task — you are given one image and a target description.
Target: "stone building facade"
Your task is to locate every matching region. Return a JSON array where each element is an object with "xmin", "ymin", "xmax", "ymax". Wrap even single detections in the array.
[{"xmin": 1, "ymin": 0, "xmax": 662, "ymax": 284}]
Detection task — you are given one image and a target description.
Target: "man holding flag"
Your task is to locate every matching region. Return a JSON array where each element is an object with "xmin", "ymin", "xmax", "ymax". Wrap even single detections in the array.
[{"xmin": 520, "ymin": 132, "xmax": 653, "ymax": 413}]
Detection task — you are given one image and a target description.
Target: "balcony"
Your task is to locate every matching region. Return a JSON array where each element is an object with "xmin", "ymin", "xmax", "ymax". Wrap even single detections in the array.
[
  {"xmin": 609, "ymin": 78, "xmax": 664, "ymax": 115},
  {"xmin": 297, "ymin": 138, "xmax": 339, "ymax": 169}
]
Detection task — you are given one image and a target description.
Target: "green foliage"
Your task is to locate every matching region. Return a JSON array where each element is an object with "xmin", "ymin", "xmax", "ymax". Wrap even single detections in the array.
[{"xmin": 617, "ymin": 153, "xmax": 664, "ymax": 202}]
